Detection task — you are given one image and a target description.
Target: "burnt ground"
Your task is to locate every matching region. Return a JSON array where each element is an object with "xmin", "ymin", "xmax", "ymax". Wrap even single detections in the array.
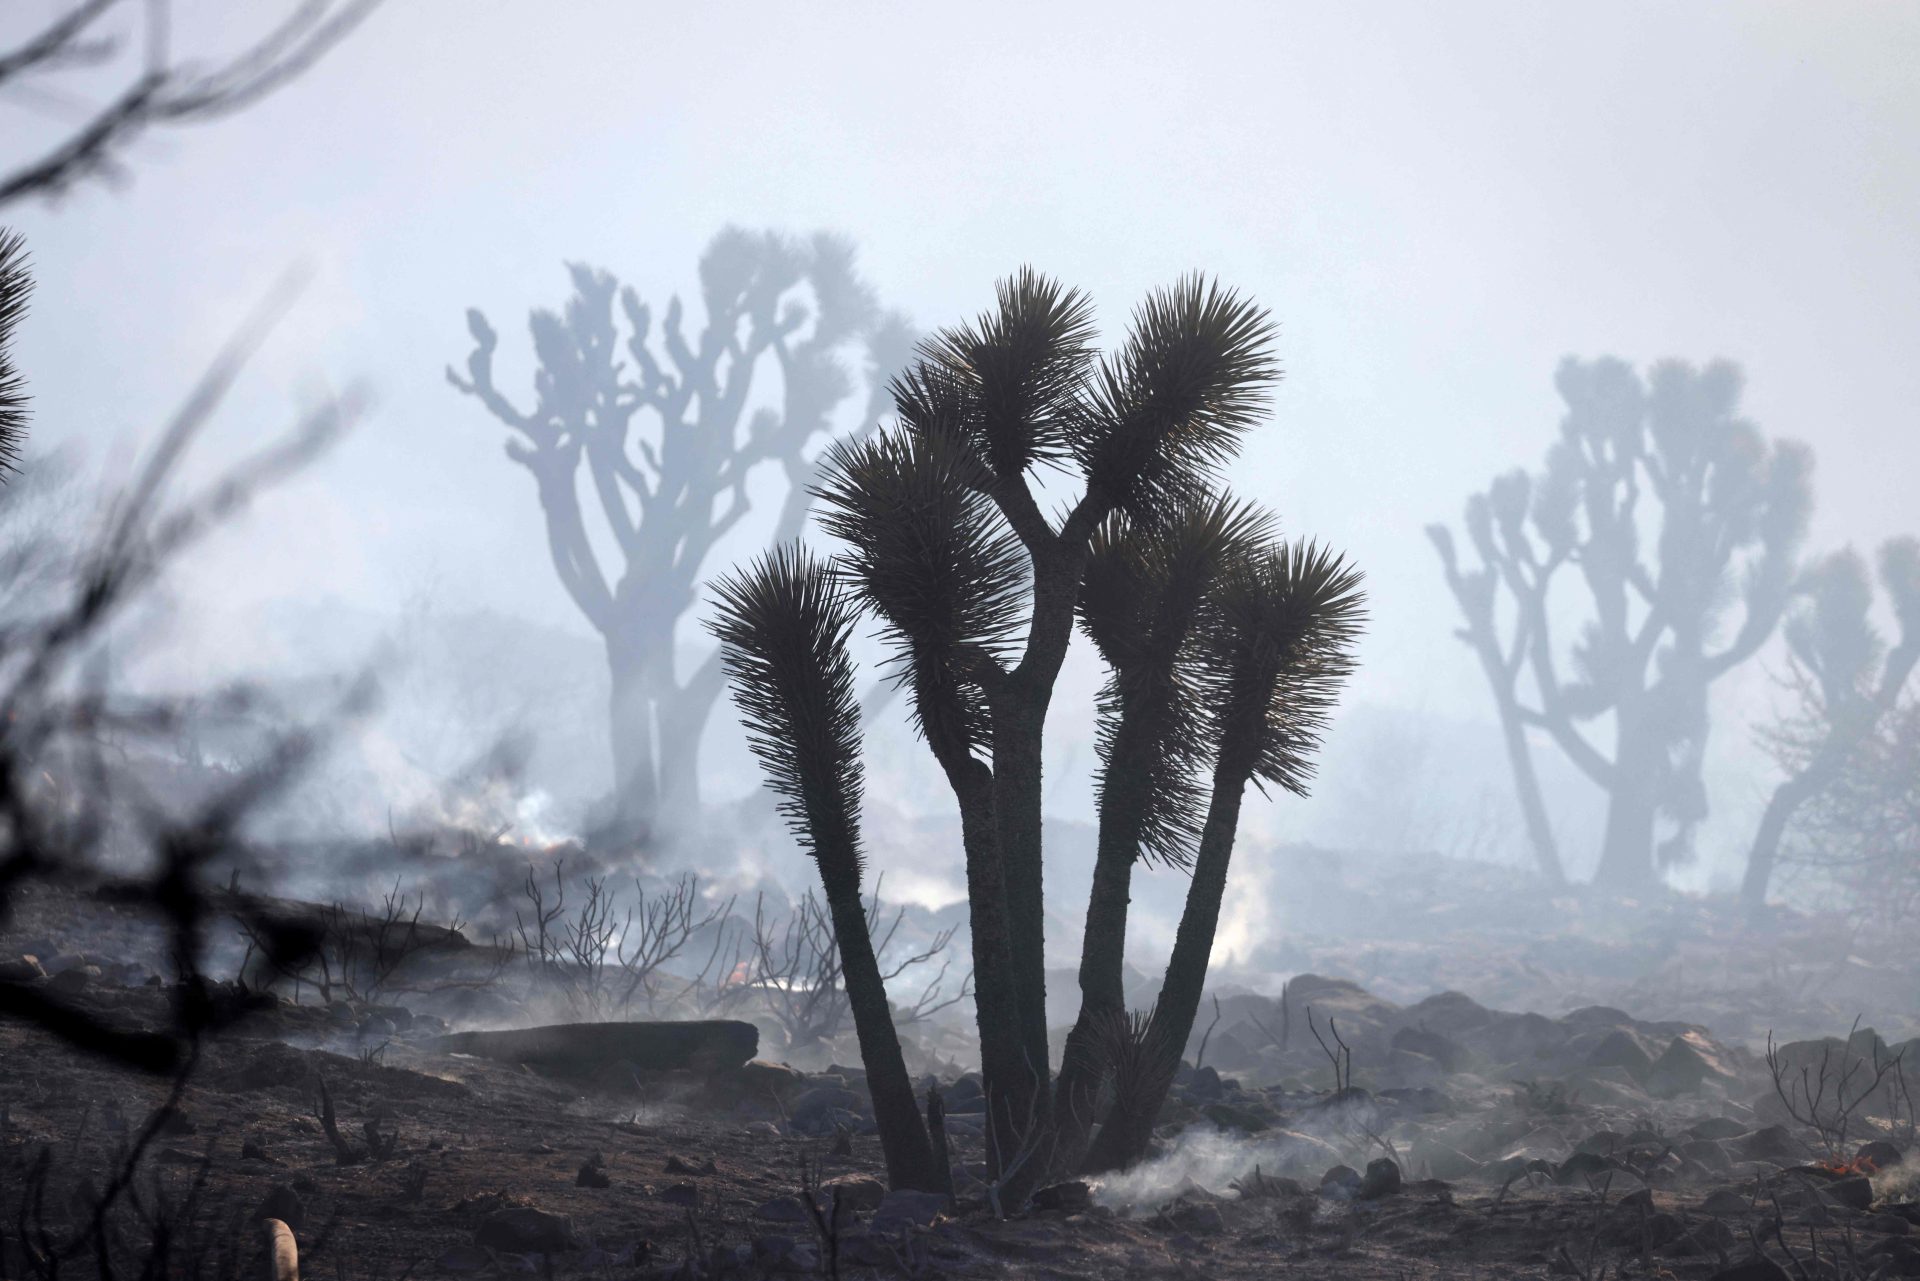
[{"xmin": 2, "ymin": 879, "xmax": 1918, "ymax": 1279}]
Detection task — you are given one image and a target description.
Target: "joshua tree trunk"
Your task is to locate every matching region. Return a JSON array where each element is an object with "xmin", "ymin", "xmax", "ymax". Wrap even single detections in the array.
[
  {"xmin": 1053, "ymin": 718, "xmax": 1159, "ymax": 1165},
  {"xmin": 935, "ymin": 746, "xmax": 1032, "ymax": 1184},
  {"xmin": 1591, "ymin": 712, "xmax": 1661, "ymax": 891},
  {"xmin": 1741, "ymin": 771, "xmax": 1818, "ymax": 911},
  {"xmin": 819, "ymin": 864, "xmax": 945, "ymax": 1192},
  {"xmin": 1082, "ymin": 755, "xmax": 1249, "ymax": 1174},
  {"xmin": 605, "ymin": 639, "xmax": 659, "ymax": 841}
]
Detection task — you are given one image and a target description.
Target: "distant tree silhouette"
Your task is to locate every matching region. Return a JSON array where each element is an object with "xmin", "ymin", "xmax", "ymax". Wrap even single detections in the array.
[
  {"xmin": 449, "ymin": 230, "xmax": 912, "ymax": 846},
  {"xmin": 0, "ymin": 1, "xmax": 382, "ymax": 209},
  {"xmin": 1745, "ymin": 538, "xmax": 1920, "ymax": 909},
  {"xmin": 1432, "ymin": 357, "xmax": 1811, "ymax": 890},
  {"xmin": 713, "ymin": 270, "xmax": 1361, "ymax": 1196}
]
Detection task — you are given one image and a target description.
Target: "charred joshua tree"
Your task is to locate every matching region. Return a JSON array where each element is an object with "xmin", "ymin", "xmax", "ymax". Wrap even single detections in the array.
[
  {"xmin": 1431, "ymin": 357, "xmax": 1811, "ymax": 890},
  {"xmin": 1743, "ymin": 540, "xmax": 1920, "ymax": 909},
  {"xmin": 1080, "ymin": 543, "xmax": 1363, "ymax": 1173},
  {"xmin": 450, "ymin": 231, "xmax": 912, "ymax": 847},
  {"xmin": 0, "ymin": 230, "xmax": 26, "ymax": 471},
  {"xmin": 715, "ymin": 270, "xmax": 1361, "ymax": 1195},
  {"xmin": 709, "ymin": 546, "xmax": 945, "ymax": 1192}
]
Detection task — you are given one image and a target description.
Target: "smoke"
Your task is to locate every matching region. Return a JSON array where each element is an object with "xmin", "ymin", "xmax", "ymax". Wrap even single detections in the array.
[{"xmin": 1090, "ymin": 1123, "xmax": 1341, "ymax": 1212}]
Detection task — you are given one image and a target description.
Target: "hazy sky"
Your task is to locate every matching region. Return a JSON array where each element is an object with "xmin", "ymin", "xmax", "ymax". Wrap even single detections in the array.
[{"xmin": 8, "ymin": 1, "xmax": 1919, "ymax": 881}]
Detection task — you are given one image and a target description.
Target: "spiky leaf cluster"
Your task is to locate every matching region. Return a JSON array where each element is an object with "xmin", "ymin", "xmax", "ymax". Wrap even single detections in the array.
[
  {"xmin": 0, "ymin": 230, "xmax": 29, "ymax": 476},
  {"xmin": 1200, "ymin": 541, "xmax": 1366, "ymax": 796},
  {"xmin": 1076, "ymin": 276, "xmax": 1277, "ymax": 520},
  {"xmin": 893, "ymin": 268, "xmax": 1098, "ymax": 484},
  {"xmin": 1080, "ymin": 495, "xmax": 1275, "ymax": 864},
  {"xmin": 812, "ymin": 428, "xmax": 1027, "ymax": 756},
  {"xmin": 708, "ymin": 546, "xmax": 868, "ymax": 883}
]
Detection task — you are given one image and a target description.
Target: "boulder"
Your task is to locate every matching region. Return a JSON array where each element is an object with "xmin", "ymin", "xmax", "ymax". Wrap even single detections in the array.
[
  {"xmin": 870, "ymin": 1189, "xmax": 949, "ymax": 1232},
  {"xmin": 1648, "ymin": 1031, "xmax": 1739, "ymax": 1097},
  {"xmin": 818, "ymin": 1174, "xmax": 886, "ymax": 1212},
  {"xmin": 474, "ymin": 1207, "xmax": 576, "ymax": 1255},
  {"xmin": 0, "ymin": 955, "xmax": 46, "ymax": 983},
  {"xmin": 433, "ymin": 1021, "xmax": 757, "ymax": 1077},
  {"xmin": 1357, "ymin": 1158, "xmax": 1403, "ymax": 1199}
]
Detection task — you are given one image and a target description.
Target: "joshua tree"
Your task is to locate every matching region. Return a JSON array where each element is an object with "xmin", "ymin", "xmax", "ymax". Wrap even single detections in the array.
[
  {"xmin": 715, "ymin": 268, "xmax": 1360, "ymax": 1195},
  {"xmin": 1051, "ymin": 494, "xmax": 1274, "ymax": 1153},
  {"xmin": 0, "ymin": 229, "xmax": 27, "ymax": 470},
  {"xmin": 709, "ymin": 546, "xmax": 945, "ymax": 1192},
  {"xmin": 1432, "ymin": 357, "xmax": 1811, "ymax": 890},
  {"xmin": 1081, "ymin": 541, "xmax": 1362, "ymax": 1173},
  {"xmin": 1, "ymin": 1, "xmax": 383, "ymax": 209},
  {"xmin": 450, "ymin": 230, "xmax": 911, "ymax": 845},
  {"xmin": 1743, "ymin": 538, "xmax": 1920, "ymax": 909}
]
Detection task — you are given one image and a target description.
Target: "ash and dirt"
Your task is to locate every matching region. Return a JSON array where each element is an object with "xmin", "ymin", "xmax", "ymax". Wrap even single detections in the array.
[{"xmin": 3, "ymin": 867, "xmax": 1918, "ymax": 1280}]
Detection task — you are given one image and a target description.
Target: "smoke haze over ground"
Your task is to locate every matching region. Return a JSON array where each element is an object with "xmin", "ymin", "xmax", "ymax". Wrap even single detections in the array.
[{"xmin": 7, "ymin": 1, "xmax": 1920, "ymax": 950}]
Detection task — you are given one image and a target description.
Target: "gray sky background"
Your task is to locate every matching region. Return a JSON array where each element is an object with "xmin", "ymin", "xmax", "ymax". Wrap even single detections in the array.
[{"xmin": 8, "ymin": 1, "xmax": 1919, "ymax": 890}]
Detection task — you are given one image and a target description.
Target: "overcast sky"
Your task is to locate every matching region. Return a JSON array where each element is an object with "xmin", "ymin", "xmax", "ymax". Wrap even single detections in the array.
[{"xmin": 7, "ymin": 1, "xmax": 1919, "ymax": 883}]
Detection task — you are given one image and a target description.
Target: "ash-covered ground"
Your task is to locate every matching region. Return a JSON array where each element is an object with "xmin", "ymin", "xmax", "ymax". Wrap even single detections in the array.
[{"xmin": 3, "ymin": 848, "xmax": 1916, "ymax": 1280}]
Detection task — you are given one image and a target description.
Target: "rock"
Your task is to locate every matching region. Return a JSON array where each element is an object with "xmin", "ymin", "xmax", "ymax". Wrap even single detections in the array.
[
  {"xmin": 1859, "ymin": 1140, "xmax": 1905, "ymax": 1172},
  {"xmin": 1391, "ymin": 1026, "xmax": 1470, "ymax": 1073},
  {"xmin": 1357, "ymin": 1158, "xmax": 1403, "ymax": 1200},
  {"xmin": 1165, "ymin": 1200, "xmax": 1226, "ymax": 1235},
  {"xmin": 255, "ymin": 1185, "xmax": 304, "ymax": 1232},
  {"xmin": 870, "ymin": 1189, "xmax": 948, "ymax": 1232},
  {"xmin": 358, "ymin": 1014, "xmax": 396, "ymax": 1041},
  {"xmin": 654, "ymin": 1182, "xmax": 699, "ymax": 1207},
  {"xmin": 474, "ymin": 1207, "xmax": 576, "ymax": 1255},
  {"xmin": 433, "ymin": 1021, "xmax": 758, "ymax": 1076},
  {"xmin": 789, "ymin": 1085, "xmax": 863, "ymax": 1122},
  {"xmin": 819, "ymin": 1173, "xmax": 885, "ymax": 1212},
  {"xmin": 47, "ymin": 967, "xmax": 93, "ymax": 995},
  {"xmin": 736, "ymin": 1060, "xmax": 806, "ymax": 1094},
  {"xmin": 1689, "ymin": 1117, "xmax": 1750, "ymax": 1141},
  {"xmin": 1677, "ymin": 1138, "xmax": 1734, "ymax": 1175},
  {"xmin": 1319, "ymin": 1164, "xmax": 1361, "ymax": 1195},
  {"xmin": 663, "ymin": 1154, "xmax": 716, "ymax": 1176},
  {"xmin": 947, "ymin": 1072, "xmax": 983, "ymax": 1104},
  {"xmin": 1648, "ymin": 1031, "xmax": 1739, "ymax": 1096},
  {"xmin": 742, "ymin": 1121, "xmax": 782, "ymax": 1138},
  {"xmin": 1706, "ymin": 1257, "xmax": 1790, "ymax": 1281},
  {"xmin": 0, "ymin": 955, "xmax": 46, "ymax": 983},
  {"xmin": 1738, "ymin": 1125, "xmax": 1804, "ymax": 1164},
  {"xmin": 1555, "ymin": 1151, "xmax": 1614, "ymax": 1185},
  {"xmin": 241, "ymin": 1139, "xmax": 270, "ymax": 1162},
  {"xmin": 1582, "ymin": 1029, "xmax": 1655, "ymax": 1080},
  {"xmin": 755, "ymin": 1196, "xmax": 812, "ymax": 1224},
  {"xmin": 1703, "ymin": 1188, "xmax": 1753, "ymax": 1216},
  {"xmin": 1825, "ymin": 1175, "xmax": 1875, "ymax": 1211},
  {"xmin": 1183, "ymin": 1063, "xmax": 1225, "ymax": 1101},
  {"xmin": 576, "ymin": 1162, "xmax": 611, "ymax": 1189},
  {"xmin": 752, "ymin": 1235, "xmax": 800, "ymax": 1267},
  {"xmin": 1865, "ymin": 1214, "xmax": 1913, "ymax": 1236},
  {"xmin": 1201, "ymin": 1101, "xmax": 1271, "ymax": 1134},
  {"xmin": 1031, "ymin": 1181, "xmax": 1092, "ymax": 1214}
]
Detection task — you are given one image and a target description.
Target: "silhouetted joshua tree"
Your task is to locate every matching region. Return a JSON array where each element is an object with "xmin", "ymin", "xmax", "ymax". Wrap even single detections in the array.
[
  {"xmin": 1431, "ymin": 357, "xmax": 1811, "ymax": 890},
  {"xmin": 1081, "ymin": 541, "xmax": 1363, "ymax": 1173},
  {"xmin": 709, "ymin": 546, "xmax": 945, "ymax": 1192},
  {"xmin": 1051, "ymin": 494, "xmax": 1274, "ymax": 1157},
  {"xmin": 0, "ymin": 229, "xmax": 27, "ymax": 471},
  {"xmin": 1743, "ymin": 537, "xmax": 1920, "ymax": 908},
  {"xmin": 714, "ymin": 268, "xmax": 1362, "ymax": 1195},
  {"xmin": 449, "ymin": 230, "xmax": 912, "ymax": 844}
]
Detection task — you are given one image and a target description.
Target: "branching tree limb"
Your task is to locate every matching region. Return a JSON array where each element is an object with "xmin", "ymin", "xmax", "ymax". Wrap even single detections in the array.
[{"xmin": 0, "ymin": 0, "xmax": 383, "ymax": 208}]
